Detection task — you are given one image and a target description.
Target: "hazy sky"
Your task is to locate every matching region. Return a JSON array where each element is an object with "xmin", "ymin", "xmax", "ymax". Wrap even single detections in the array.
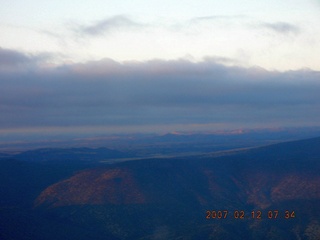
[
  {"xmin": 1, "ymin": 0, "xmax": 320, "ymax": 70},
  {"xmin": 0, "ymin": 0, "xmax": 320, "ymax": 141}
]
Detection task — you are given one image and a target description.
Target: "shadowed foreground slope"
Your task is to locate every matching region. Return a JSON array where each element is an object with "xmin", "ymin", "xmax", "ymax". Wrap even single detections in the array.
[{"xmin": 1, "ymin": 137, "xmax": 320, "ymax": 239}]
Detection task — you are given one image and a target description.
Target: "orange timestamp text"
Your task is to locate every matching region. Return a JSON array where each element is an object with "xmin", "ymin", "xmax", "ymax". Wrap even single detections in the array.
[{"xmin": 205, "ymin": 210, "xmax": 295, "ymax": 220}]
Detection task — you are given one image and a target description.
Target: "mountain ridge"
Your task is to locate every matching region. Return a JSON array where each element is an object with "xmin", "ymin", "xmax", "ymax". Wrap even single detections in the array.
[
  {"xmin": 1, "ymin": 136, "xmax": 320, "ymax": 239},
  {"xmin": 35, "ymin": 136, "xmax": 320, "ymax": 209}
]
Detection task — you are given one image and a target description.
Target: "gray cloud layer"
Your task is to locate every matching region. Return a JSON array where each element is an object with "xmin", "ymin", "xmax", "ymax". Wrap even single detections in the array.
[
  {"xmin": 0, "ymin": 48, "xmax": 35, "ymax": 66},
  {"xmin": 260, "ymin": 22, "xmax": 300, "ymax": 34},
  {"xmin": 0, "ymin": 48, "xmax": 52, "ymax": 69},
  {"xmin": 76, "ymin": 15, "xmax": 144, "ymax": 36},
  {"xmin": 0, "ymin": 49, "xmax": 320, "ymax": 134}
]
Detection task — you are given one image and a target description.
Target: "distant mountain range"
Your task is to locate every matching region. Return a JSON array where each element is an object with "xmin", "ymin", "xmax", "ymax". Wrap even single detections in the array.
[
  {"xmin": 2, "ymin": 126, "xmax": 320, "ymax": 154},
  {"xmin": 0, "ymin": 136, "xmax": 320, "ymax": 239}
]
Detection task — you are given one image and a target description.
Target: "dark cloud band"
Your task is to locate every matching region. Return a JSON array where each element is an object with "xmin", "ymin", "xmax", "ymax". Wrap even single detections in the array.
[{"xmin": 0, "ymin": 51, "xmax": 319, "ymax": 134}]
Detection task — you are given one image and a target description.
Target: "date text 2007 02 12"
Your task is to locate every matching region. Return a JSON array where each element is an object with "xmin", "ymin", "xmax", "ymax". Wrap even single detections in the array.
[{"xmin": 205, "ymin": 210, "xmax": 295, "ymax": 220}]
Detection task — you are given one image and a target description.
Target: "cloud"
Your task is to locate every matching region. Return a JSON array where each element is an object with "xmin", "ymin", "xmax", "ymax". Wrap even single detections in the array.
[
  {"xmin": 190, "ymin": 15, "xmax": 246, "ymax": 23},
  {"xmin": 0, "ymin": 50, "xmax": 320, "ymax": 136},
  {"xmin": 260, "ymin": 22, "xmax": 300, "ymax": 34},
  {"xmin": 76, "ymin": 15, "xmax": 144, "ymax": 36},
  {"xmin": 0, "ymin": 48, "xmax": 34, "ymax": 66},
  {"xmin": 0, "ymin": 47, "xmax": 52, "ymax": 69}
]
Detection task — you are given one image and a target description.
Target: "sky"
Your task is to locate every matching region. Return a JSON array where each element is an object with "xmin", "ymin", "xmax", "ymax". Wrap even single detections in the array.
[{"xmin": 0, "ymin": 0, "xmax": 320, "ymax": 141}]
